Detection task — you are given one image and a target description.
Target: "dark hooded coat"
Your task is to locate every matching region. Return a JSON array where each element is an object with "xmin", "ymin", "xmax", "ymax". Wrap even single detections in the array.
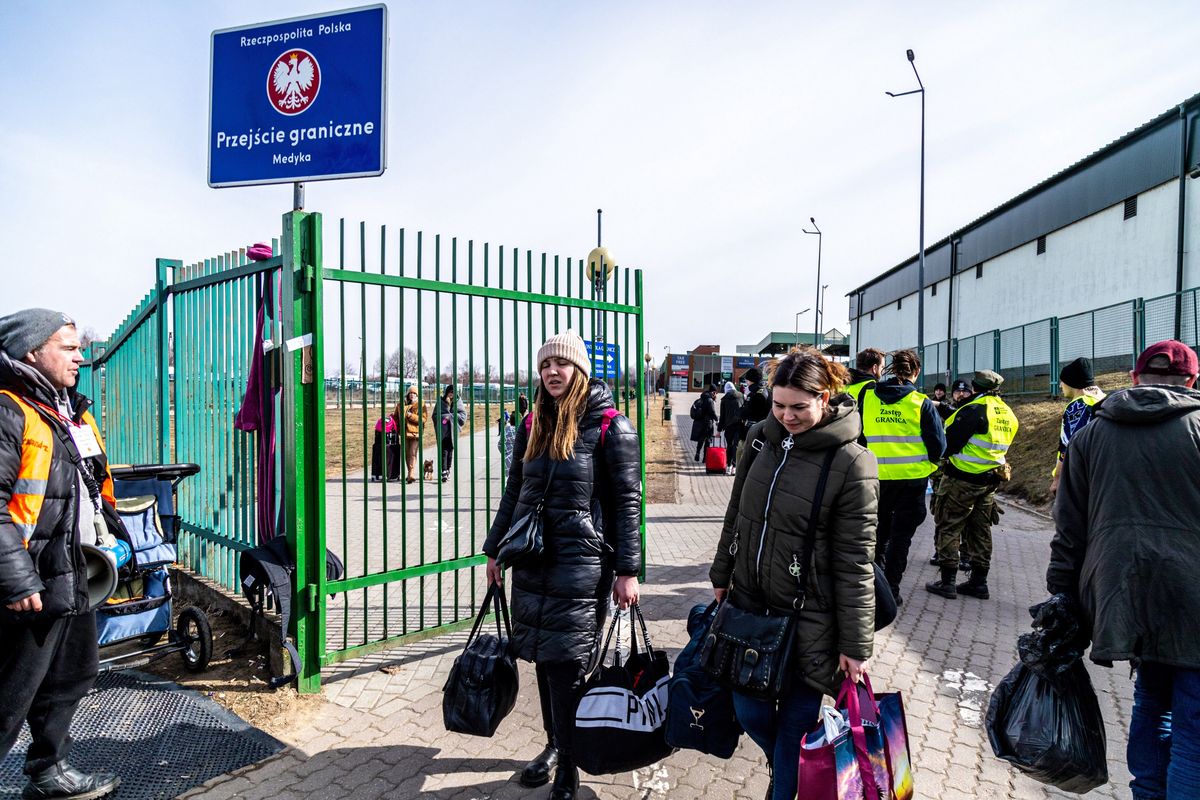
[
  {"xmin": 0, "ymin": 354, "xmax": 107, "ymax": 624},
  {"xmin": 710, "ymin": 397, "xmax": 878, "ymax": 695},
  {"xmin": 483, "ymin": 380, "xmax": 642, "ymax": 666},
  {"xmin": 1049, "ymin": 384, "xmax": 1200, "ymax": 668}
]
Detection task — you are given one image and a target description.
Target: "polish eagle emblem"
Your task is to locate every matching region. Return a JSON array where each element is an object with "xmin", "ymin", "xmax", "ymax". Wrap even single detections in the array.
[{"xmin": 267, "ymin": 49, "xmax": 320, "ymax": 115}]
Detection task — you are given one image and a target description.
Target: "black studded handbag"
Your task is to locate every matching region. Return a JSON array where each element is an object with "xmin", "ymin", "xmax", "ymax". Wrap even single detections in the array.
[{"xmin": 699, "ymin": 447, "xmax": 837, "ymax": 700}]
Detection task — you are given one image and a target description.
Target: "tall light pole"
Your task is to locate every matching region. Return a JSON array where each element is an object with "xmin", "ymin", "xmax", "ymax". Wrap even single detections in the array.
[
  {"xmin": 794, "ymin": 308, "xmax": 811, "ymax": 346},
  {"xmin": 802, "ymin": 218, "xmax": 822, "ymax": 347},
  {"xmin": 820, "ymin": 284, "xmax": 829, "ymax": 341},
  {"xmin": 887, "ymin": 48, "xmax": 926, "ymax": 357}
]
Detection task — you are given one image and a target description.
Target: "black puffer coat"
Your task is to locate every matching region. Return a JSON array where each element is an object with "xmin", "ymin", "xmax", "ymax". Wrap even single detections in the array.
[
  {"xmin": 483, "ymin": 380, "xmax": 642, "ymax": 666},
  {"xmin": 710, "ymin": 398, "xmax": 878, "ymax": 696},
  {"xmin": 0, "ymin": 354, "xmax": 107, "ymax": 624}
]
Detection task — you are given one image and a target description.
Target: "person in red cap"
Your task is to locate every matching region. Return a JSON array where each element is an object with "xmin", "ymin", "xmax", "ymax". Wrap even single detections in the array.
[{"xmin": 1048, "ymin": 339, "xmax": 1200, "ymax": 798}]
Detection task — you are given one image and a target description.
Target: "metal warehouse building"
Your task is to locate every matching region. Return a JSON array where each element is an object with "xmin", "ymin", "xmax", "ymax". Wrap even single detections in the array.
[{"xmin": 849, "ymin": 93, "xmax": 1200, "ymax": 393}]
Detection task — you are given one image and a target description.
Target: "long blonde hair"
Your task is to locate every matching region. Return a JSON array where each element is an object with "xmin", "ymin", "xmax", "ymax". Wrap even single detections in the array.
[{"xmin": 525, "ymin": 370, "xmax": 590, "ymax": 462}]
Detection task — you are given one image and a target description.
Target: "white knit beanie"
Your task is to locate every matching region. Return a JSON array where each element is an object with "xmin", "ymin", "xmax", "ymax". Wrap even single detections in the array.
[{"xmin": 536, "ymin": 330, "xmax": 590, "ymax": 377}]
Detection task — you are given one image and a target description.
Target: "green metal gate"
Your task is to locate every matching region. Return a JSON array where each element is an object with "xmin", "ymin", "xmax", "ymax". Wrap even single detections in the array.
[{"xmin": 88, "ymin": 210, "xmax": 646, "ymax": 693}]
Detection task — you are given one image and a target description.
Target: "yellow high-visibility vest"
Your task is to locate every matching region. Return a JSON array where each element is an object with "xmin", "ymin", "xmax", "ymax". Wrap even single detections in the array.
[
  {"xmin": 861, "ymin": 388, "xmax": 937, "ymax": 480},
  {"xmin": 947, "ymin": 394, "xmax": 1019, "ymax": 474}
]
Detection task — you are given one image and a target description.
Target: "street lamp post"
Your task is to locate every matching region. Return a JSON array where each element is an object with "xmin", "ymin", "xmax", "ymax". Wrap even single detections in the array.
[
  {"xmin": 794, "ymin": 308, "xmax": 811, "ymax": 347},
  {"xmin": 820, "ymin": 284, "xmax": 829, "ymax": 339},
  {"xmin": 802, "ymin": 218, "xmax": 822, "ymax": 348},
  {"xmin": 887, "ymin": 49, "xmax": 926, "ymax": 357}
]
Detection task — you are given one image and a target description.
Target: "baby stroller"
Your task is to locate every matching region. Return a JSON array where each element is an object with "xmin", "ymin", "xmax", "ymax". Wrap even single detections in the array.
[{"xmin": 97, "ymin": 463, "xmax": 212, "ymax": 673}]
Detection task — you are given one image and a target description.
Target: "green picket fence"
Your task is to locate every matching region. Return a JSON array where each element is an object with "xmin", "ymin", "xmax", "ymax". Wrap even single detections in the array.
[{"xmin": 88, "ymin": 210, "xmax": 646, "ymax": 693}]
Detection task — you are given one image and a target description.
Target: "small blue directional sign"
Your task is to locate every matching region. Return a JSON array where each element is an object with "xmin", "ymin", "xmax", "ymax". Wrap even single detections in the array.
[
  {"xmin": 209, "ymin": 4, "xmax": 387, "ymax": 187},
  {"xmin": 585, "ymin": 340, "xmax": 621, "ymax": 380}
]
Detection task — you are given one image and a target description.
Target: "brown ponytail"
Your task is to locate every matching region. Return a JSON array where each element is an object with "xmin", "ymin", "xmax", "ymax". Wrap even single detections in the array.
[
  {"xmin": 886, "ymin": 349, "xmax": 921, "ymax": 381},
  {"xmin": 769, "ymin": 346, "xmax": 849, "ymax": 396}
]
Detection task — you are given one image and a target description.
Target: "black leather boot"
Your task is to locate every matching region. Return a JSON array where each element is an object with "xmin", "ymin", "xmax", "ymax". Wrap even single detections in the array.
[
  {"xmin": 957, "ymin": 567, "xmax": 990, "ymax": 599},
  {"xmin": 548, "ymin": 758, "xmax": 579, "ymax": 800},
  {"xmin": 22, "ymin": 761, "xmax": 120, "ymax": 800},
  {"xmin": 519, "ymin": 744, "xmax": 558, "ymax": 788},
  {"xmin": 925, "ymin": 567, "xmax": 958, "ymax": 599}
]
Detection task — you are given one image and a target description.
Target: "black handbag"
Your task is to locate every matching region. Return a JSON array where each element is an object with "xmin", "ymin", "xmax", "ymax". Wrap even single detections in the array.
[
  {"xmin": 573, "ymin": 603, "xmax": 674, "ymax": 774},
  {"xmin": 494, "ymin": 460, "xmax": 558, "ymax": 568},
  {"xmin": 873, "ymin": 562, "xmax": 897, "ymax": 630},
  {"xmin": 441, "ymin": 583, "xmax": 519, "ymax": 737},
  {"xmin": 699, "ymin": 447, "xmax": 837, "ymax": 700}
]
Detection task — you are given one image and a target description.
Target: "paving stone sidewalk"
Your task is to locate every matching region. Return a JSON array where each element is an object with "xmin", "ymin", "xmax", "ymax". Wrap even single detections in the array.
[{"xmin": 181, "ymin": 394, "xmax": 1134, "ymax": 799}]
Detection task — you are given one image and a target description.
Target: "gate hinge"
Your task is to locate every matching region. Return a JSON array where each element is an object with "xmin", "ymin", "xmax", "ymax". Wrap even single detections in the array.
[
  {"xmin": 305, "ymin": 584, "xmax": 319, "ymax": 612},
  {"xmin": 301, "ymin": 263, "xmax": 316, "ymax": 293}
]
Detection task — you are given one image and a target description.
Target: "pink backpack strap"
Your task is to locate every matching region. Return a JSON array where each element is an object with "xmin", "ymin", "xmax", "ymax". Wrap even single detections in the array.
[
  {"xmin": 524, "ymin": 415, "xmax": 532, "ymax": 433},
  {"xmin": 599, "ymin": 408, "xmax": 619, "ymax": 445}
]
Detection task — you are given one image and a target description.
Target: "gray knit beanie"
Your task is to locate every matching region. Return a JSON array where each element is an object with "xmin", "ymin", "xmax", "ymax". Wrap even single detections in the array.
[
  {"xmin": 0, "ymin": 308, "xmax": 76, "ymax": 360},
  {"xmin": 536, "ymin": 330, "xmax": 590, "ymax": 377}
]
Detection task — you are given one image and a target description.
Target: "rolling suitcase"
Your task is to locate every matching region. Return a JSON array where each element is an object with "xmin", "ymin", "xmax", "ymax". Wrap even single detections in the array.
[{"xmin": 705, "ymin": 432, "xmax": 727, "ymax": 474}]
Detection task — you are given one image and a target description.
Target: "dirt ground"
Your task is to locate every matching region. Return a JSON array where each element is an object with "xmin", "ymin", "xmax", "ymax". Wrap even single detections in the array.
[
  {"xmin": 138, "ymin": 603, "xmax": 323, "ymax": 743},
  {"xmin": 644, "ymin": 395, "xmax": 679, "ymax": 504}
]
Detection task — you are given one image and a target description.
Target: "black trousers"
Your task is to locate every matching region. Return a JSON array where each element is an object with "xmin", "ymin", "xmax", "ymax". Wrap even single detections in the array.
[
  {"xmin": 535, "ymin": 661, "xmax": 586, "ymax": 760},
  {"xmin": 440, "ymin": 436, "xmax": 455, "ymax": 475},
  {"xmin": 876, "ymin": 479, "xmax": 929, "ymax": 592},
  {"xmin": 0, "ymin": 613, "xmax": 99, "ymax": 775},
  {"xmin": 725, "ymin": 425, "xmax": 743, "ymax": 468}
]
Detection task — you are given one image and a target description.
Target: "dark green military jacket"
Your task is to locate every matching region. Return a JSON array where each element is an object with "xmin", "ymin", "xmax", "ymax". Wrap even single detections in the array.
[{"xmin": 710, "ymin": 398, "xmax": 879, "ymax": 695}]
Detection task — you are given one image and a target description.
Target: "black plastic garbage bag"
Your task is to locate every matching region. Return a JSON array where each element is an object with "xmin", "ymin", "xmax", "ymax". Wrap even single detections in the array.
[
  {"xmin": 986, "ymin": 659, "xmax": 1108, "ymax": 793},
  {"xmin": 1018, "ymin": 593, "xmax": 1089, "ymax": 679}
]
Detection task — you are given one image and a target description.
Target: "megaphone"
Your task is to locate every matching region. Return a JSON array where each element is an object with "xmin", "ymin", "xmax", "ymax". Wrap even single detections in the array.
[{"xmin": 80, "ymin": 543, "xmax": 119, "ymax": 610}]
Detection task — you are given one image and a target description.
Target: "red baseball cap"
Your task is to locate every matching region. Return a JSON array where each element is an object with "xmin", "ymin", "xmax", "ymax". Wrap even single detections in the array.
[{"xmin": 1134, "ymin": 339, "xmax": 1199, "ymax": 376}]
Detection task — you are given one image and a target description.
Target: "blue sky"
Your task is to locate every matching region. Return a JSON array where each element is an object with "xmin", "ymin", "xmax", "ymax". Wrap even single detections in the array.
[{"xmin": 2, "ymin": 1, "xmax": 1198, "ymax": 355}]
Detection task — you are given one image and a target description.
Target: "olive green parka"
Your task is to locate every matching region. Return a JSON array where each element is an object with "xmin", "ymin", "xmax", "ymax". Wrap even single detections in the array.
[{"xmin": 709, "ymin": 398, "xmax": 879, "ymax": 695}]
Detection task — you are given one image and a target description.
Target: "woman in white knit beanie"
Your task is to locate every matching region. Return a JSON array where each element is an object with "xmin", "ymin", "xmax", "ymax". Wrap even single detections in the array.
[{"xmin": 482, "ymin": 330, "xmax": 643, "ymax": 799}]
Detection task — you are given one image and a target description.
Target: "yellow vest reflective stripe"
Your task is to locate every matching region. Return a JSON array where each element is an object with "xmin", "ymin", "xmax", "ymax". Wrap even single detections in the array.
[
  {"xmin": 0, "ymin": 390, "xmax": 54, "ymax": 546},
  {"xmin": 947, "ymin": 395, "xmax": 1019, "ymax": 474},
  {"xmin": 861, "ymin": 388, "xmax": 937, "ymax": 480}
]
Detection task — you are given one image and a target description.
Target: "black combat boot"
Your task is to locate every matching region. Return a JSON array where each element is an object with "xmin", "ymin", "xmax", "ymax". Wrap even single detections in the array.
[
  {"xmin": 22, "ymin": 761, "xmax": 119, "ymax": 800},
  {"xmin": 548, "ymin": 758, "xmax": 579, "ymax": 800},
  {"xmin": 519, "ymin": 744, "xmax": 558, "ymax": 788},
  {"xmin": 925, "ymin": 567, "xmax": 958, "ymax": 599},
  {"xmin": 957, "ymin": 567, "xmax": 990, "ymax": 599}
]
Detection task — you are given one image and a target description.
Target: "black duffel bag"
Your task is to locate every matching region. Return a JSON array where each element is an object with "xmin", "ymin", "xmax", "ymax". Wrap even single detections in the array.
[
  {"xmin": 442, "ymin": 583, "xmax": 519, "ymax": 737},
  {"xmin": 573, "ymin": 604, "xmax": 675, "ymax": 774},
  {"xmin": 665, "ymin": 602, "xmax": 743, "ymax": 758}
]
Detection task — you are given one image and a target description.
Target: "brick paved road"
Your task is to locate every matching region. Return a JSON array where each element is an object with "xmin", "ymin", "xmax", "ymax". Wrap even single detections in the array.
[{"xmin": 181, "ymin": 394, "xmax": 1134, "ymax": 799}]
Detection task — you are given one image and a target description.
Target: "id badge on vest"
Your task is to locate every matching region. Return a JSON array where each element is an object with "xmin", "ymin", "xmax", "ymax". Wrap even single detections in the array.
[{"xmin": 69, "ymin": 423, "xmax": 102, "ymax": 458}]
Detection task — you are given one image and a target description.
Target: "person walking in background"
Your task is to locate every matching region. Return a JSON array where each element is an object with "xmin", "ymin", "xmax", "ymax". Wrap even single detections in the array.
[
  {"xmin": 926, "ymin": 370, "xmax": 1019, "ymax": 600},
  {"xmin": 483, "ymin": 330, "xmax": 642, "ymax": 800},
  {"xmin": 844, "ymin": 347, "xmax": 885, "ymax": 398},
  {"xmin": 1048, "ymin": 340, "xmax": 1200, "ymax": 799},
  {"xmin": 710, "ymin": 347, "xmax": 877, "ymax": 800},
  {"xmin": 499, "ymin": 407, "xmax": 517, "ymax": 473},
  {"xmin": 691, "ymin": 384, "xmax": 719, "ymax": 462},
  {"xmin": 859, "ymin": 349, "xmax": 945, "ymax": 606},
  {"xmin": 370, "ymin": 413, "xmax": 398, "ymax": 482},
  {"xmin": 401, "ymin": 386, "xmax": 426, "ymax": 484},
  {"xmin": 513, "ymin": 393, "xmax": 529, "ymax": 431},
  {"xmin": 436, "ymin": 385, "xmax": 467, "ymax": 483},
  {"xmin": 0, "ymin": 309, "xmax": 122, "ymax": 800},
  {"xmin": 718, "ymin": 380, "xmax": 745, "ymax": 474},
  {"xmin": 1049, "ymin": 357, "xmax": 1105, "ymax": 497},
  {"xmin": 930, "ymin": 382, "xmax": 954, "ymax": 420},
  {"xmin": 740, "ymin": 366, "xmax": 770, "ymax": 429}
]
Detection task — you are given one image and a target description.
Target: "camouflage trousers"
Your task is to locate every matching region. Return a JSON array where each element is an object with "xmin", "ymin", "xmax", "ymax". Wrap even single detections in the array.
[{"xmin": 933, "ymin": 474, "xmax": 999, "ymax": 570}]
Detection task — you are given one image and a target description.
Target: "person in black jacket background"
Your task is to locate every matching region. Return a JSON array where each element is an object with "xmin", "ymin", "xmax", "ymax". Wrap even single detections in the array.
[
  {"xmin": 0, "ymin": 309, "xmax": 121, "ymax": 800},
  {"xmin": 483, "ymin": 330, "xmax": 642, "ymax": 800},
  {"xmin": 740, "ymin": 366, "xmax": 770, "ymax": 429}
]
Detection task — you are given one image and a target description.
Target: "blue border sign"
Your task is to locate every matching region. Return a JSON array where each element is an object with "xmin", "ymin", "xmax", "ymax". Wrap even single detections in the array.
[
  {"xmin": 209, "ymin": 4, "xmax": 387, "ymax": 187},
  {"xmin": 585, "ymin": 340, "xmax": 620, "ymax": 380}
]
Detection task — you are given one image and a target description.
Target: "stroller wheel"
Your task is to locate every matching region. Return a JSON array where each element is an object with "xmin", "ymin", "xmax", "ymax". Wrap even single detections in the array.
[{"xmin": 177, "ymin": 607, "xmax": 212, "ymax": 672}]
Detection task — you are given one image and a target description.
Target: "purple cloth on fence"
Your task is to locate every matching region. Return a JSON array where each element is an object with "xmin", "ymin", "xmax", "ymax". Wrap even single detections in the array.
[{"xmin": 235, "ymin": 276, "xmax": 278, "ymax": 544}]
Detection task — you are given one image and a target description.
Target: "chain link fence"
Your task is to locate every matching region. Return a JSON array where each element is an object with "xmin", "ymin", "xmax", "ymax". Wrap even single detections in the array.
[{"xmin": 908, "ymin": 289, "xmax": 1200, "ymax": 396}]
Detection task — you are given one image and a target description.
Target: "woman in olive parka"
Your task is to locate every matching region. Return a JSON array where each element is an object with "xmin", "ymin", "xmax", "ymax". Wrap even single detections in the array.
[{"xmin": 709, "ymin": 347, "xmax": 879, "ymax": 800}]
